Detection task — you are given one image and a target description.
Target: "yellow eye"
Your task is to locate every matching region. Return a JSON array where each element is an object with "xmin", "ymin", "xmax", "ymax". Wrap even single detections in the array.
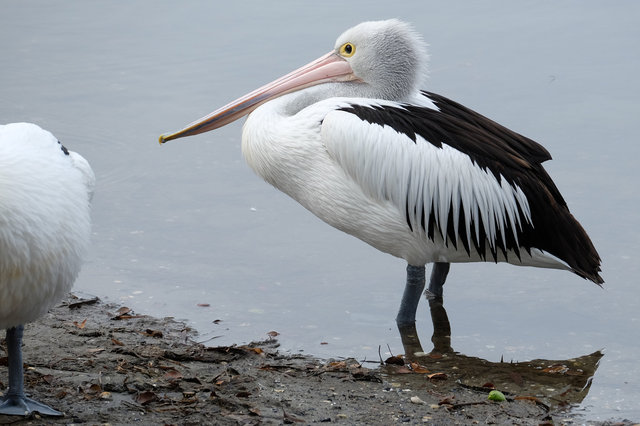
[{"xmin": 339, "ymin": 42, "xmax": 356, "ymax": 57}]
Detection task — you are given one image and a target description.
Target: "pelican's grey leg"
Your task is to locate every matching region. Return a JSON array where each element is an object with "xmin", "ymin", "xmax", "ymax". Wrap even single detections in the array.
[
  {"xmin": 0, "ymin": 325, "xmax": 62, "ymax": 416},
  {"xmin": 426, "ymin": 262, "xmax": 450, "ymax": 299},
  {"xmin": 428, "ymin": 297, "xmax": 452, "ymax": 353},
  {"xmin": 395, "ymin": 264, "xmax": 426, "ymax": 326}
]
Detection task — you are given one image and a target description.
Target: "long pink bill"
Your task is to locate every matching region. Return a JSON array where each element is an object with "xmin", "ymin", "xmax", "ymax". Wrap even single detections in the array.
[{"xmin": 159, "ymin": 51, "xmax": 357, "ymax": 144}]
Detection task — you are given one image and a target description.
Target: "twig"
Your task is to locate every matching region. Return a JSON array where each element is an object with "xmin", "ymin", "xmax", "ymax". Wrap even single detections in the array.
[
  {"xmin": 446, "ymin": 401, "xmax": 489, "ymax": 410},
  {"xmin": 68, "ymin": 297, "xmax": 99, "ymax": 309}
]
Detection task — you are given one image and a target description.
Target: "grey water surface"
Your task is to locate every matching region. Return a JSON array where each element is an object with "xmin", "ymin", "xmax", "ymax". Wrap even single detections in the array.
[{"xmin": 2, "ymin": 1, "xmax": 639, "ymax": 421}]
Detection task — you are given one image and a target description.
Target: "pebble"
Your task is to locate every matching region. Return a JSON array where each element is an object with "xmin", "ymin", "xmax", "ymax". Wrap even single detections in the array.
[{"xmin": 410, "ymin": 396, "xmax": 426, "ymax": 405}]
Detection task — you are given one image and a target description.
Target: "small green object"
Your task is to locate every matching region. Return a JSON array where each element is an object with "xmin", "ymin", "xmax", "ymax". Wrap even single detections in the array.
[{"xmin": 488, "ymin": 390, "xmax": 506, "ymax": 402}]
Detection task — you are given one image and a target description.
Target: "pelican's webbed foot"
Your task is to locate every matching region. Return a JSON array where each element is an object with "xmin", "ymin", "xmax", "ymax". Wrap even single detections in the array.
[
  {"xmin": 0, "ymin": 395, "xmax": 63, "ymax": 417},
  {"xmin": 1, "ymin": 325, "xmax": 63, "ymax": 417}
]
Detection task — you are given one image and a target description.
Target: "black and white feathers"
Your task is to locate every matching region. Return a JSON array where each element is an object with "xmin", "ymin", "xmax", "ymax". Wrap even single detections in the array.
[{"xmin": 160, "ymin": 19, "xmax": 603, "ymax": 285}]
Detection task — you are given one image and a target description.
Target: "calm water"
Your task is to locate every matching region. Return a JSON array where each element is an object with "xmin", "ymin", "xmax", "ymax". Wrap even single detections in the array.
[{"xmin": 2, "ymin": 1, "xmax": 639, "ymax": 421}]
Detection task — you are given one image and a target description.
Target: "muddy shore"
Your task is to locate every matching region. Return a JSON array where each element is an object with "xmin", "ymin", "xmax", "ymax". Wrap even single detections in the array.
[{"xmin": 0, "ymin": 295, "xmax": 635, "ymax": 425}]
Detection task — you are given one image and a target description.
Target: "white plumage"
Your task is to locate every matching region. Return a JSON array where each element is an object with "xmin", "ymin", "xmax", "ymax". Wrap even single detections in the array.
[
  {"xmin": 0, "ymin": 122, "xmax": 94, "ymax": 416},
  {"xmin": 160, "ymin": 19, "xmax": 602, "ymax": 327},
  {"xmin": 308, "ymin": 99, "xmax": 533, "ymax": 265}
]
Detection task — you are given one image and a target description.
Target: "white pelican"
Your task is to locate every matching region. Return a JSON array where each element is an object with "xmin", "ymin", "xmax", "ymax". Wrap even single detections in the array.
[
  {"xmin": 160, "ymin": 19, "xmax": 603, "ymax": 327},
  {"xmin": 0, "ymin": 123, "xmax": 94, "ymax": 416}
]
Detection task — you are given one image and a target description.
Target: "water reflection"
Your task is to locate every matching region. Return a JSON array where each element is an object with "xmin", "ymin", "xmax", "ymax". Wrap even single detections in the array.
[{"xmin": 396, "ymin": 297, "xmax": 603, "ymax": 409}]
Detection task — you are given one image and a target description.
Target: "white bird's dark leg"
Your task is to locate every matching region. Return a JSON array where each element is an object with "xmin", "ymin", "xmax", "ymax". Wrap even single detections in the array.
[
  {"xmin": 428, "ymin": 297, "xmax": 452, "ymax": 353},
  {"xmin": 426, "ymin": 262, "xmax": 450, "ymax": 299},
  {"xmin": 397, "ymin": 297, "xmax": 453, "ymax": 358},
  {"xmin": 0, "ymin": 325, "xmax": 62, "ymax": 416},
  {"xmin": 395, "ymin": 264, "xmax": 426, "ymax": 326},
  {"xmin": 396, "ymin": 322, "xmax": 423, "ymax": 360}
]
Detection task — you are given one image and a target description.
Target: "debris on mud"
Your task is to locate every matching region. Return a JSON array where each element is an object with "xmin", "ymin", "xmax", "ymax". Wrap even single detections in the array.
[{"xmin": 0, "ymin": 295, "xmax": 632, "ymax": 425}]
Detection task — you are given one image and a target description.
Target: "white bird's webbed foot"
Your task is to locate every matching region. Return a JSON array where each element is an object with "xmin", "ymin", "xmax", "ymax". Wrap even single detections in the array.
[
  {"xmin": 0, "ymin": 326, "xmax": 63, "ymax": 417},
  {"xmin": 0, "ymin": 394, "xmax": 63, "ymax": 417}
]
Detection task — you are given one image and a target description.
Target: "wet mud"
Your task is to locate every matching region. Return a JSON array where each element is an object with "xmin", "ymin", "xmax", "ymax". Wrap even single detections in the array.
[{"xmin": 0, "ymin": 295, "xmax": 634, "ymax": 425}]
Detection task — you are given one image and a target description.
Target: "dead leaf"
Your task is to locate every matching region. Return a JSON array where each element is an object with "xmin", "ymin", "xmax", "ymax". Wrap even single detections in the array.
[
  {"xmin": 394, "ymin": 366, "xmax": 412, "ymax": 374},
  {"xmin": 212, "ymin": 319, "xmax": 222, "ymax": 324},
  {"xmin": 41, "ymin": 374, "xmax": 54, "ymax": 384},
  {"xmin": 142, "ymin": 329, "xmax": 163, "ymax": 338},
  {"xmin": 116, "ymin": 307, "xmax": 131, "ymax": 315},
  {"xmin": 87, "ymin": 348, "xmax": 106, "ymax": 355},
  {"xmin": 86, "ymin": 383, "xmax": 102, "ymax": 394},
  {"xmin": 282, "ymin": 408, "xmax": 305, "ymax": 423},
  {"xmin": 73, "ymin": 318, "xmax": 87, "ymax": 329},
  {"xmin": 164, "ymin": 369, "xmax": 183, "ymax": 381},
  {"xmin": 241, "ymin": 346, "xmax": 263, "ymax": 355},
  {"xmin": 197, "ymin": 303, "xmax": 210, "ymax": 307},
  {"xmin": 542, "ymin": 364, "xmax": 569, "ymax": 374},
  {"xmin": 320, "ymin": 341, "xmax": 328, "ymax": 345},
  {"xmin": 267, "ymin": 330, "xmax": 280, "ymax": 337},
  {"xmin": 409, "ymin": 362, "xmax": 430, "ymax": 374},
  {"xmin": 111, "ymin": 306, "xmax": 145, "ymax": 320},
  {"xmin": 351, "ymin": 367, "xmax": 382, "ymax": 383},
  {"xmin": 438, "ymin": 395, "xmax": 455, "ymax": 405},
  {"xmin": 482, "ymin": 382, "xmax": 495, "ymax": 389},
  {"xmin": 326, "ymin": 361, "xmax": 347, "ymax": 370},
  {"xmin": 384, "ymin": 355, "xmax": 404, "ymax": 365},
  {"xmin": 136, "ymin": 391, "xmax": 157, "ymax": 405},
  {"xmin": 249, "ymin": 407, "xmax": 261, "ymax": 416},
  {"xmin": 111, "ymin": 338, "xmax": 124, "ymax": 346},
  {"xmin": 427, "ymin": 372, "xmax": 448, "ymax": 380}
]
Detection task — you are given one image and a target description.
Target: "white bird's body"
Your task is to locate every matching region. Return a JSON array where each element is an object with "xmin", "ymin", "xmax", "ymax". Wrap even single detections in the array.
[
  {"xmin": 242, "ymin": 93, "xmax": 566, "ymax": 271},
  {"xmin": 0, "ymin": 122, "xmax": 94, "ymax": 415},
  {"xmin": 161, "ymin": 19, "xmax": 602, "ymax": 328}
]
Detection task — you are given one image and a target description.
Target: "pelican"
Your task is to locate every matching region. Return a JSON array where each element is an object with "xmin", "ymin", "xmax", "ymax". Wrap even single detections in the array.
[
  {"xmin": 160, "ymin": 19, "xmax": 603, "ymax": 327},
  {"xmin": 0, "ymin": 123, "xmax": 94, "ymax": 416}
]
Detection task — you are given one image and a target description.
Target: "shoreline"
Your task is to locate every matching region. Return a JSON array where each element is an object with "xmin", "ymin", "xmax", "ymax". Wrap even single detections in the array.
[{"xmin": 0, "ymin": 294, "xmax": 633, "ymax": 425}]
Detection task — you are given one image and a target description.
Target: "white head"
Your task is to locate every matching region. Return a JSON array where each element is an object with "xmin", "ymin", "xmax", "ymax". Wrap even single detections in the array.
[{"xmin": 333, "ymin": 19, "xmax": 428, "ymax": 100}]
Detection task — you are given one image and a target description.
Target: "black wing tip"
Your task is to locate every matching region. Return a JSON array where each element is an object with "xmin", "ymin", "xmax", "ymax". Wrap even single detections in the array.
[
  {"xmin": 574, "ymin": 267, "xmax": 604, "ymax": 286},
  {"xmin": 593, "ymin": 274, "xmax": 605, "ymax": 286}
]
